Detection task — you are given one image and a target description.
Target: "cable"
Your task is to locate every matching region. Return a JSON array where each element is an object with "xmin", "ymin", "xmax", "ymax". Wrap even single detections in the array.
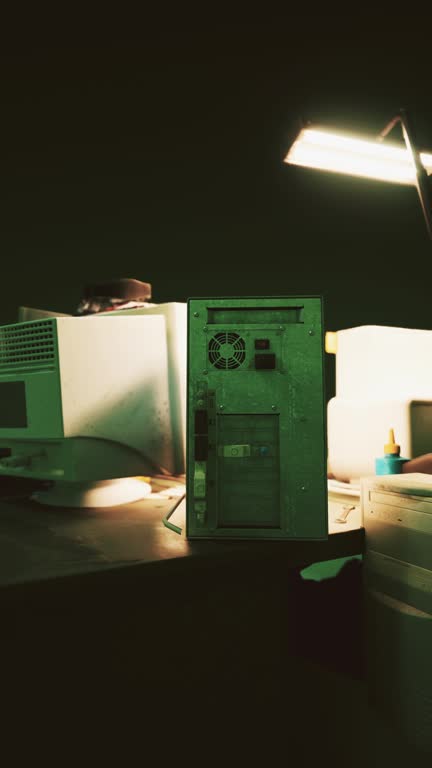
[{"xmin": 162, "ymin": 493, "xmax": 186, "ymax": 535}]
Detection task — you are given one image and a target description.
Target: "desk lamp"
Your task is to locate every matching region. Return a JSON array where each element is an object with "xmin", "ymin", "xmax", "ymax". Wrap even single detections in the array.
[{"xmin": 284, "ymin": 109, "xmax": 432, "ymax": 239}]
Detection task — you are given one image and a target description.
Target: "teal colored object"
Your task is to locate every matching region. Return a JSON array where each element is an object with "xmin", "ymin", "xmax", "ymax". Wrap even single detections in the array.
[
  {"xmin": 375, "ymin": 455, "xmax": 409, "ymax": 475},
  {"xmin": 375, "ymin": 428, "xmax": 409, "ymax": 475}
]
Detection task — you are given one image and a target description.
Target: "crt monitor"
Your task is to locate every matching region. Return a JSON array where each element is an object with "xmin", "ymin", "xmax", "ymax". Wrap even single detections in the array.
[{"xmin": 0, "ymin": 314, "xmax": 178, "ymax": 507}]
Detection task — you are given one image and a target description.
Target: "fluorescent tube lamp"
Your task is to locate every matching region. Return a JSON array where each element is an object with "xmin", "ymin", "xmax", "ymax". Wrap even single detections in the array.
[
  {"xmin": 285, "ymin": 128, "xmax": 432, "ymax": 185},
  {"xmin": 284, "ymin": 109, "xmax": 432, "ymax": 239}
]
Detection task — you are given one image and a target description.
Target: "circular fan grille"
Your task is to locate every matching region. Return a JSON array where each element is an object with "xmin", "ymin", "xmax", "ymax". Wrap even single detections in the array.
[{"xmin": 208, "ymin": 332, "xmax": 246, "ymax": 369}]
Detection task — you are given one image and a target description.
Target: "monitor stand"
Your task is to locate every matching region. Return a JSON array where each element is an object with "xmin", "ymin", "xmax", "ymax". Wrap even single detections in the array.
[{"xmin": 32, "ymin": 478, "xmax": 152, "ymax": 508}]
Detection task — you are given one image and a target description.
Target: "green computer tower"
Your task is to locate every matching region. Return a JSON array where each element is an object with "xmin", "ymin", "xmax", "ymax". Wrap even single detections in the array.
[{"xmin": 186, "ymin": 297, "xmax": 327, "ymax": 540}]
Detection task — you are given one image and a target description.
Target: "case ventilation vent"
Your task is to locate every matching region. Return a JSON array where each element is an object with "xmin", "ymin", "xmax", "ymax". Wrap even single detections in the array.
[
  {"xmin": 0, "ymin": 320, "xmax": 56, "ymax": 374},
  {"xmin": 208, "ymin": 332, "xmax": 246, "ymax": 369}
]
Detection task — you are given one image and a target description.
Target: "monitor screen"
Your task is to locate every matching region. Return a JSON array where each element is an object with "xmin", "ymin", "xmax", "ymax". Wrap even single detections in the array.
[{"xmin": 0, "ymin": 382, "xmax": 27, "ymax": 428}]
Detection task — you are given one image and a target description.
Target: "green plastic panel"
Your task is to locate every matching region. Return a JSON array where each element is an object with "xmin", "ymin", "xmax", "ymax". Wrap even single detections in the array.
[{"xmin": 187, "ymin": 297, "xmax": 328, "ymax": 540}]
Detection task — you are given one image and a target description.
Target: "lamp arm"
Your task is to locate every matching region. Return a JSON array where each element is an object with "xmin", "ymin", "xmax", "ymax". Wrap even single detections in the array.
[{"xmin": 378, "ymin": 109, "xmax": 432, "ymax": 240}]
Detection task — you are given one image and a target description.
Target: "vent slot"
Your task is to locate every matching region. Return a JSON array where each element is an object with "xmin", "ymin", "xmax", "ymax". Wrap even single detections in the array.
[
  {"xmin": 0, "ymin": 320, "xmax": 56, "ymax": 374},
  {"xmin": 208, "ymin": 332, "xmax": 246, "ymax": 370},
  {"xmin": 207, "ymin": 306, "xmax": 304, "ymax": 324}
]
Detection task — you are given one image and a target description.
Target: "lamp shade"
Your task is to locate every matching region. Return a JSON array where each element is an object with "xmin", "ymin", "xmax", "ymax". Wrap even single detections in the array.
[{"xmin": 284, "ymin": 126, "xmax": 432, "ymax": 186}]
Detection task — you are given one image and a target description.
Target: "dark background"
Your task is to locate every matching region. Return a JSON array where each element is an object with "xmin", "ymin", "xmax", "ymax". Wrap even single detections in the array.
[
  {"xmin": 1, "ymin": 18, "xmax": 431, "ymax": 397},
  {"xmin": 1, "ymin": 22, "xmax": 429, "ymax": 759}
]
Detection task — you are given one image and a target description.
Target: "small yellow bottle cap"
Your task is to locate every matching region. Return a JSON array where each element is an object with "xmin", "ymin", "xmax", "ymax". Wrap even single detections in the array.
[{"xmin": 384, "ymin": 428, "xmax": 400, "ymax": 455}]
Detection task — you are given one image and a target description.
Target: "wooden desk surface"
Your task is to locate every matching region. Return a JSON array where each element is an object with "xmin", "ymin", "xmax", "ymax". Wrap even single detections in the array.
[
  {"xmin": 0, "ymin": 481, "xmax": 366, "ymax": 758},
  {"xmin": 0, "ymin": 489, "xmax": 364, "ymax": 588}
]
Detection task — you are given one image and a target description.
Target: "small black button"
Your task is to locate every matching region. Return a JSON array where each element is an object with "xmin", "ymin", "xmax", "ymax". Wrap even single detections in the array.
[
  {"xmin": 255, "ymin": 339, "xmax": 270, "ymax": 350},
  {"xmin": 255, "ymin": 353, "xmax": 276, "ymax": 370}
]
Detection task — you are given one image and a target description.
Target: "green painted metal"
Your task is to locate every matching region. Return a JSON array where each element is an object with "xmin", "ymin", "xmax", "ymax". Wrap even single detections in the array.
[{"xmin": 187, "ymin": 297, "xmax": 328, "ymax": 540}]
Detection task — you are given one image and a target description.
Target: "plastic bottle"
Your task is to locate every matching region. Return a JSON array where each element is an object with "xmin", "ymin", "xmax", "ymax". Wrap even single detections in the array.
[{"xmin": 375, "ymin": 429, "xmax": 409, "ymax": 475}]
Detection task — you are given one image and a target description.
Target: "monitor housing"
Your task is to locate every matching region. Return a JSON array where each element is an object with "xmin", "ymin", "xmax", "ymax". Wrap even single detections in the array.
[{"xmin": 0, "ymin": 313, "xmax": 182, "ymax": 506}]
